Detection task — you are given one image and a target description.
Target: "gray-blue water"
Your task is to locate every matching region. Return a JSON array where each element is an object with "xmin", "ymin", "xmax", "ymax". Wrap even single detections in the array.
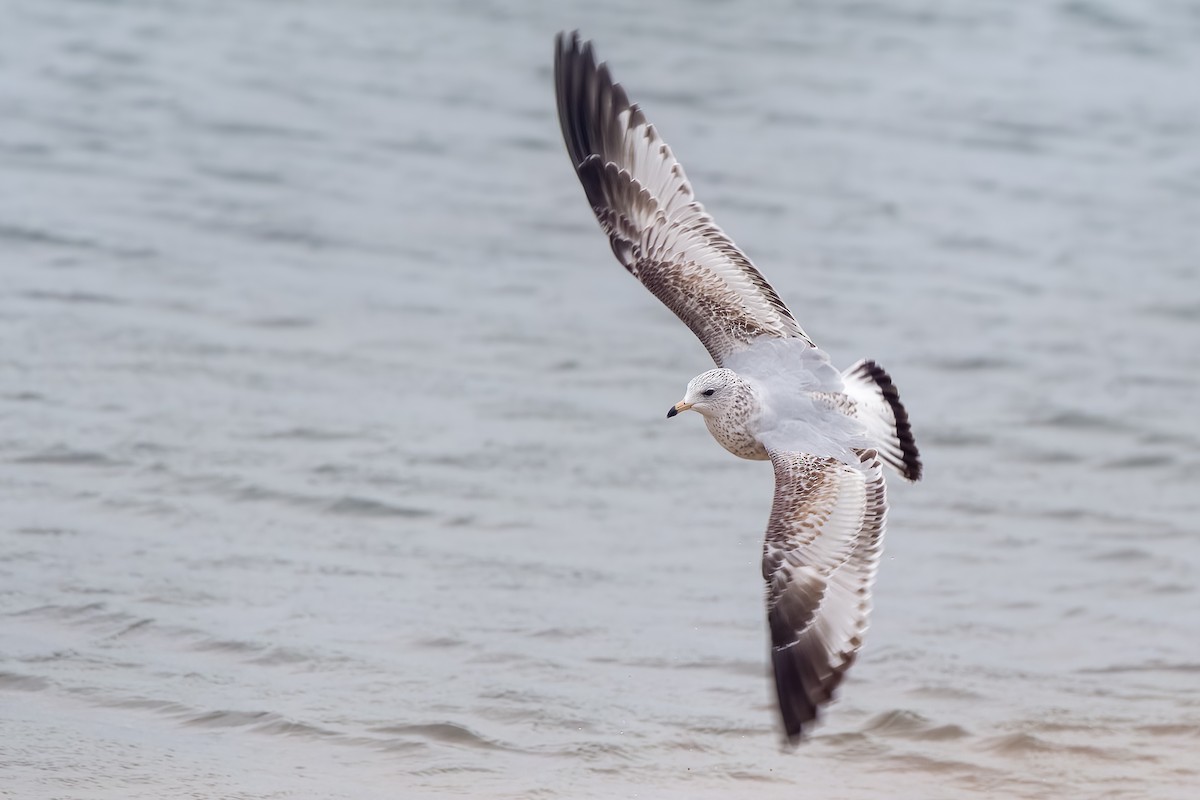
[{"xmin": 2, "ymin": 1, "xmax": 1198, "ymax": 797}]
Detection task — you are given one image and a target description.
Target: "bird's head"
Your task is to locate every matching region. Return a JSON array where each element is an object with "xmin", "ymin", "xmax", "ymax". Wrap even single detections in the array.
[{"xmin": 667, "ymin": 368, "xmax": 741, "ymax": 419}]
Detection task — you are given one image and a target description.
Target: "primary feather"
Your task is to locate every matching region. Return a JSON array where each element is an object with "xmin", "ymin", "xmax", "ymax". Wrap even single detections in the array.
[{"xmin": 555, "ymin": 31, "xmax": 812, "ymax": 365}]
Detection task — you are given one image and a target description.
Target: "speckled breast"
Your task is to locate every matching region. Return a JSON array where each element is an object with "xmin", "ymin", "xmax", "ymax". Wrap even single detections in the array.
[{"xmin": 705, "ymin": 416, "xmax": 770, "ymax": 461}]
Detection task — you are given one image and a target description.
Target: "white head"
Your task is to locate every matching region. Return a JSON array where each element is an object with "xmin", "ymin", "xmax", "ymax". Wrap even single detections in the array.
[{"xmin": 666, "ymin": 368, "xmax": 743, "ymax": 420}]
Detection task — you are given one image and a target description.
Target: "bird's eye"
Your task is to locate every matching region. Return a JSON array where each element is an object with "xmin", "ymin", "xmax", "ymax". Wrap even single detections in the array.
[{"xmin": 702, "ymin": 389, "xmax": 716, "ymax": 397}]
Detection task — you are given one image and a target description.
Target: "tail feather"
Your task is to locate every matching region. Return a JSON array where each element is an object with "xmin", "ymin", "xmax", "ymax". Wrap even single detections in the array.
[{"xmin": 841, "ymin": 360, "xmax": 922, "ymax": 482}]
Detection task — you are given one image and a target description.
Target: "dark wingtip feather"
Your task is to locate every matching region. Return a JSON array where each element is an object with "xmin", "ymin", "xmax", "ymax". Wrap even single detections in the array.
[
  {"xmin": 554, "ymin": 30, "xmax": 632, "ymax": 175},
  {"xmin": 858, "ymin": 361, "xmax": 922, "ymax": 482},
  {"xmin": 772, "ymin": 644, "xmax": 816, "ymax": 743},
  {"xmin": 772, "ymin": 641, "xmax": 854, "ymax": 745},
  {"xmin": 769, "ymin": 609, "xmax": 857, "ymax": 745}
]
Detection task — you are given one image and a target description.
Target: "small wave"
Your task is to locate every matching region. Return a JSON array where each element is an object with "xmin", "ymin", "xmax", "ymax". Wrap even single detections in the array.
[
  {"xmin": 252, "ymin": 717, "xmax": 341, "ymax": 739},
  {"xmin": 1137, "ymin": 724, "xmax": 1200, "ymax": 738},
  {"xmin": 187, "ymin": 116, "xmax": 321, "ymax": 143},
  {"xmin": 982, "ymin": 732, "xmax": 1131, "ymax": 760},
  {"xmin": 1148, "ymin": 582, "xmax": 1192, "ymax": 595},
  {"xmin": 907, "ymin": 685, "xmax": 986, "ymax": 701},
  {"xmin": 247, "ymin": 647, "xmax": 316, "ymax": 667},
  {"xmin": 188, "ymin": 638, "xmax": 341, "ymax": 669},
  {"xmin": 1079, "ymin": 661, "xmax": 1200, "ymax": 675},
  {"xmin": 245, "ymin": 315, "xmax": 315, "ymax": 329},
  {"xmin": 13, "ymin": 447, "xmax": 123, "ymax": 467},
  {"xmin": 1021, "ymin": 449, "xmax": 1082, "ymax": 464},
  {"xmin": 172, "ymin": 476, "xmax": 432, "ymax": 523},
  {"xmin": 3, "ymin": 391, "xmax": 45, "ymax": 402},
  {"xmin": 370, "ymin": 722, "xmax": 517, "ymax": 752},
  {"xmin": 22, "ymin": 289, "xmax": 124, "ymax": 305},
  {"xmin": 0, "ymin": 222, "xmax": 102, "ymax": 250},
  {"xmin": 198, "ymin": 165, "xmax": 289, "ymax": 188},
  {"xmin": 661, "ymin": 738, "xmax": 719, "ymax": 754},
  {"xmin": 227, "ymin": 483, "xmax": 318, "ymax": 508},
  {"xmin": 10, "ymin": 602, "xmax": 107, "ymax": 619},
  {"xmin": 984, "ymin": 732, "xmax": 1058, "ymax": 755},
  {"xmin": 1139, "ymin": 301, "xmax": 1200, "ymax": 322},
  {"xmin": 182, "ymin": 709, "xmax": 276, "ymax": 728},
  {"xmin": 181, "ymin": 709, "xmax": 342, "ymax": 741},
  {"xmin": 1101, "ymin": 453, "xmax": 1175, "ymax": 470},
  {"xmin": 94, "ymin": 693, "xmax": 349, "ymax": 743},
  {"xmin": 413, "ymin": 636, "xmax": 467, "ymax": 649},
  {"xmin": 816, "ymin": 730, "xmax": 888, "ymax": 758},
  {"xmin": 406, "ymin": 764, "xmax": 496, "ymax": 776},
  {"xmin": 102, "ymin": 618, "xmax": 153, "ymax": 640},
  {"xmin": 916, "ymin": 724, "xmax": 971, "ymax": 741},
  {"xmin": 325, "ymin": 496, "xmax": 432, "ymax": 518},
  {"xmin": 1089, "ymin": 547, "xmax": 1155, "ymax": 562},
  {"xmin": 726, "ymin": 769, "xmax": 790, "ymax": 783},
  {"xmin": 108, "ymin": 698, "xmax": 192, "ymax": 714},
  {"xmin": 882, "ymin": 752, "xmax": 992, "ymax": 776},
  {"xmin": 0, "ymin": 671, "xmax": 50, "ymax": 691},
  {"xmin": 687, "ymin": 724, "xmax": 768, "ymax": 738},
  {"xmin": 14, "ymin": 526, "xmax": 78, "ymax": 537},
  {"xmin": 1030, "ymin": 409, "xmax": 1130, "ymax": 433},
  {"xmin": 560, "ymin": 741, "xmax": 634, "ymax": 761},
  {"xmin": 192, "ymin": 638, "xmax": 263, "ymax": 655},
  {"xmin": 862, "ymin": 709, "xmax": 969, "ymax": 741},
  {"xmin": 1060, "ymin": 0, "xmax": 1142, "ymax": 33},
  {"xmin": 256, "ymin": 426, "xmax": 362, "ymax": 441},
  {"xmin": 528, "ymin": 627, "xmax": 599, "ymax": 640},
  {"xmin": 925, "ymin": 355, "xmax": 1016, "ymax": 372}
]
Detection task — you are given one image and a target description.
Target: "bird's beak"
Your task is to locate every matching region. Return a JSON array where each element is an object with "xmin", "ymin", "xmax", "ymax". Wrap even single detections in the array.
[{"xmin": 667, "ymin": 401, "xmax": 692, "ymax": 419}]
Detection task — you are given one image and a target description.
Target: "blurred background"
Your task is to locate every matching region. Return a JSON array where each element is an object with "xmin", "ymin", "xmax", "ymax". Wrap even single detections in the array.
[{"xmin": 1, "ymin": 1, "xmax": 1198, "ymax": 798}]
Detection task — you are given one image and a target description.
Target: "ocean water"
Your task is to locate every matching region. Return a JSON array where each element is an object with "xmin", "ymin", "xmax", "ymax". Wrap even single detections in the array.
[{"xmin": 2, "ymin": 1, "xmax": 1198, "ymax": 798}]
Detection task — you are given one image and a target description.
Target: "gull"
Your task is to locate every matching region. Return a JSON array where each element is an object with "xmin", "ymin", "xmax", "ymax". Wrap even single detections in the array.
[{"xmin": 554, "ymin": 32, "xmax": 923, "ymax": 743}]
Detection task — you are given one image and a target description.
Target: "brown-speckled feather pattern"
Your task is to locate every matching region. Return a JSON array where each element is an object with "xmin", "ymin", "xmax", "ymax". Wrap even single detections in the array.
[
  {"xmin": 702, "ymin": 374, "xmax": 770, "ymax": 460},
  {"xmin": 763, "ymin": 449, "xmax": 887, "ymax": 742},
  {"xmin": 554, "ymin": 32, "xmax": 813, "ymax": 365}
]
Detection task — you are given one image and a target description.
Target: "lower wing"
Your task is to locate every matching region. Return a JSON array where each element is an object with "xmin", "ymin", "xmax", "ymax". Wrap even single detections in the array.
[{"xmin": 762, "ymin": 448, "xmax": 888, "ymax": 743}]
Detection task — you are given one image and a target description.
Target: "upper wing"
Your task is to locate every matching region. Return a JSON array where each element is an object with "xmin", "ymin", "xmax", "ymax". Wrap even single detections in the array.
[
  {"xmin": 762, "ymin": 449, "xmax": 888, "ymax": 743},
  {"xmin": 554, "ymin": 32, "xmax": 813, "ymax": 365}
]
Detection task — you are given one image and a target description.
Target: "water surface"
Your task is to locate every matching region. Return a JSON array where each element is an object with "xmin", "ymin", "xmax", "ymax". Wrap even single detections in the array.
[{"xmin": 2, "ymin": 1, "xmax": 1198, "ymax": 798}]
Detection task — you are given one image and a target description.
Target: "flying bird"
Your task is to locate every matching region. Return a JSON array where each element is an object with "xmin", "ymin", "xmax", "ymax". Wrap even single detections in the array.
[{"xmin": 553, "ymin": 32, "xmax": 922, "ymax": 743}]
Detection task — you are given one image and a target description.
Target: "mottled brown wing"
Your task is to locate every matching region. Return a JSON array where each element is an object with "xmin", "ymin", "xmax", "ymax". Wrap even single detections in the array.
[
  {"xmin": 554, "ymin": 31, "xmax": 813, "ymax": 365},
  {"xmin": 763, "ymin": 449, "xmax": 887, "ymax": 743}
]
